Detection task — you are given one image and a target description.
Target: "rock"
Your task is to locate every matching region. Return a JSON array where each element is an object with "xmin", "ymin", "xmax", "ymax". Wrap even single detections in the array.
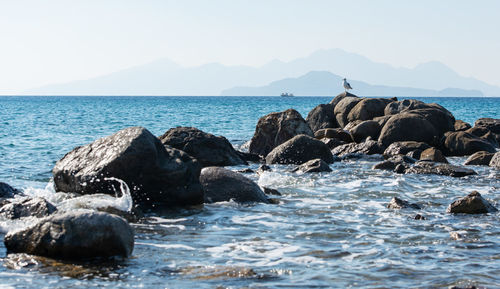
[
  {"xmin": 373, "ymin": 115, "xmax": 393, "ymax": 128},
  {"xmin": 443, "ymin": 131, "xmax": 496, "ymax": 156},
  {"xmin": 384, "ymin": 99, "xmax": 427, "ymax": 115},
  {"xmin": 474, "ymin": 118, "xmax": 500, "ymax": 134},
  {"xmin": 159, "ymin": 127, "xmax": 247, "ymax": 167},
  {"xmin": 98, "ymin": 206, "xmax": 143, "ymax": 223},
  {"xmin": 343, "ymin": 120, "xmax": 363, "ymax": 132},
  {"xmin": 372, "ymin": 155, "xmax": 415, "ymax": 171},
  {"xmin": 237, "ymin": 168, "xmax": 255, "ymax": 174},
  {"xmin": 314, "ymin": 128, "xmax": 353, "ymax": 143},
  {"xmin": 320, "ymin": 137, "xmax": 345, "ymax": 150},
  {"xmin": 329, "ymin": 91, "xmax": 358, "ymax": 107},
  {"xmin": 420, "ymin": 148, "xmax": 448, "ymax": 163},
  {"xmin": 406, "ymin": 149, "xmax": 423, "ymax": 159},
  {"xmin": 446, "ymin": 191, "xmax": 498, "ymax": 214},
  {"xmin": 52, "ymin": 127, "xmax": 204, "ymax": 210},
  {"xmin": 334, "ymin": 97, "xmax": 362, "ymax": 128},
  {"xmin": 236, "ymin": 151, "xmax": 264, "ymax": 163},
  {"xmin": 387, "ymin": 197, "xmax": 421, "ymax": 209},
  {"xmin": 454, "ymin": 119, "xmax": 471, "ymax": 131},
  {"xmin": 349, "ymin": 120, "xmax": 381, "ymax": 143},
  {"xmin": 0, "ymin": 182, "xmax": 22, "ymax": 198},
  {"xmin": 414, "ymin": 214, "xmax": 426, "ymax": 220},
  {"xmin": 332, "ymin": 140, "xmax": 385, "ymax": 157},
  {"xmin": 378, "ymin": 113, "xmax": 439, "ymax": 147},
  {"xmin": 383, "ymin": 141, "xmax": 431, "ymax": 158},
  {"xmin": 249, "ymin": 109, "xmax": 313, "ymax": 157},
  {"xmin": 0, "ymin": 197, "xmax": 57, "ymax": 219},
  {"xmin": 200, "ymin": 167, "xmax": 269, "ymax": 204},
  {"xmin": 464, "ymin": 151, "xmax": 495, "ymax": 166},
  {"xmin": 405, "ymin": 162, "xmax": 477, "ymax": 178},
  {"xmin": 293, "ymin": 159, "xmax": 333, "ymax": 173},
  {"xmin": 266, "ymin": 135, "xmax": 334, "ymax": 165},
  {"xmin": 466, "ymin": 126, "xmax": 499, "ymax": 147},
  {"xmin": 490, "ymin": 152, "xmax": 500, "ymax": 168},
  {"xmin": 256, "ymin": 164, "xmax": 271, "ymax": 175},
  {"xmin": 347, "ymin": 98, "xmax": 392, "ymax": 123},
  {"xmin": 261, "ymin": 187, "xmax": 281, "ymax": 196},
  {"xmin": 409, "ymin": 108, "xmax": 455, "ymax": 135},
  {"xmin": 306, "ymin": 104, "xmax": 337, "ymax": 132},
  {"xmin": 4, "ymin": 211, "xmax": 134, "ymax": 259}
]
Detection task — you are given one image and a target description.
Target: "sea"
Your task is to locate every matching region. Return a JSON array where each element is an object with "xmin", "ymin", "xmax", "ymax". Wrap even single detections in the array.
[{"xmin": 0, "ymin": 96, "xmax": 499, "ymax": 288}]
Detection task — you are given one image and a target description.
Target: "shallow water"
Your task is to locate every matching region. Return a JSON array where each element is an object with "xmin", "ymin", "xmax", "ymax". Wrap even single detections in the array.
[{"xmin": 0, "ymin": 96, "xmax": 499, "ymax": 288}]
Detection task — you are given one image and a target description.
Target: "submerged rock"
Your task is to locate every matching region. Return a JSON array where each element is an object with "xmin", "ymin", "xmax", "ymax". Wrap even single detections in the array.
[
  {"xmin": 0, "ymin": 197, "xmax": 57, "ymax": 219},
  {"xmin": 4, "ymin": 211, "xmax": 134, "ymax": 259},
  {"xmin": 306, "ymin": 103, "xmax": 337, "ymax": 132},
  {"xmin": 293, "ymin": 158, "xmax": 333, "ymax": 173},
  {"xmin": 464, "ymin": 151, "xmax": 495, "ymax": 166},
  {"xmin": 200, "ymin": 167, "xmax": 269, "ymax": 204},
  {"xmin": 387, "ymin": 197, "xmax": 421, "ymax": 210},
  {"xmin": 266, "ymin": 135, "xmax": 334, "ymax": 165},
  {"xmin": 405, "ymin": 162, "xmax": 477, "ymax": 178},
  {"xmin": 52, "ymin": 127, "xmax": 204, "ymax": 210},
  {"xmin": 160, "ymin": 127, "xmax": 247, "ymax": 167},
  {"xmin": 0, "ymin": 182, "xmax": 22, "ymax": 198},
  {"xmin": 446, "ymin": 191, "xmax": 498, "ymax": 214},
  {"xmin": 256, "ymin": 164, "xmax": 271, "ymax": 175},
  {"xmin": 419, "ymin": 147, "xmax": 448, "ymax": 163},
  {"xmin": 261, "ymin": 187, "xmax": 281, "ymax": 196},
  {"xmin": 443, "ymin": 131, "xmax": 496, "ymax": 156}
]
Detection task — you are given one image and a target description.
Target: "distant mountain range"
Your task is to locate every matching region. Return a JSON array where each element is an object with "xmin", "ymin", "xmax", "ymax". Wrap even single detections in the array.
[{"xmin": 27, "ymin": 49, "xmax": 500, "ymax": 96}]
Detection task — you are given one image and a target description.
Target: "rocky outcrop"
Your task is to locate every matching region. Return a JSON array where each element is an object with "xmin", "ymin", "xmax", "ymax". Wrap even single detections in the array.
[
  {"xmin": 160, "ymin": 127, "xmax": 247, "ymax": 167},
  {"xmin": 0, "ymin": 197, "xmax": 57, "ymax": 219},
  {"xmin": 474, "ymin": 118, "xmax": 500, "ymax": 134},
  {"xmin": 332, "ymin": 140, "xmax": 385, "ymax": 157},
  {"xmin": 442, "ymin": 131, "xmax": 496, "ymax": 156},
  {"xmin": 387, "ymin": 197, "xmax": 421, "ymax": 209},
  {"xmin": 314, "ymin": 128, "xmax": 353, "ymax": 143},
  {"xmin": 420, "ymin": 148, "xmax": 448, "ymax": 163},
  {"xmin": 248, "ymin": 109, "xmax": 313, "ymax": 157},
  {"xmin": 347, "ymin": 98, "xmax": 392, "ymax": 123},
  {"xmin": 334, "ymin": 97, "xmax": 361, "ymax": 128},
  {"xmin": 384, "ymin": 99, "xmax": 428, "ymax": 115},
  {"xmin": 266, "ymin": 135, "xmax": 334, "ymax": 165},
  {"xmin": 0, "ymin": 182, "xmax": 22, "ymax": 198},
  {"xmin": 329, "ymin": 91, "xmax": 358, "ymax": 107},
  {"xmin": 446, "ymin": 191, "xmax": 498, "ymax": 214},
  {"xmin": 464, "ymin": 151, "xmax": 495, "ymax": 166},
  {"xmin": 454, "ymin": 119, "xmax": 471, "ymax": 131},
  {"xmin": 306, "ymin": 104, "xmax": 337, "ymax": 132},
  {"xmin": 378, "ymin": 113, "xmax": 439, "ymax": 147},
  {"xmin": 52, "ymin": 127, "xmax": 204, "ymax": 210},
  {"xmin": 465, "ymin": 126, "xmax": 499, "ymax": 147},
  {"xmin": 372, "ymin": 155, "xmax": 415, "ymax": 172},
  {"xmin": 408, "ymin": 108, "xmax": 455, "ymax": 136},
  {"xmin": 349, "ymin": 120, "xmax": 381, "ymax": 143},
  {"xmin": 405, "ymin": 162, "xmax": 477, "ymax": 178},
  {"xmin": 490, "ymin": 152, "xmax": 500, "ymax": 168},
  {"xmin": 383, "ymin": 141, "xmax": 431, "ymax": 158},
  {"xmin": 4, "ymin": 211, "xmax": 134, "ymax": 259},
  {"xmin": 293, "ymin": 159, "xmax": 333, "ymax": 173},
  {"xmin": 200, "ymin": 167, "xmax": 269, "ymax": 204}
]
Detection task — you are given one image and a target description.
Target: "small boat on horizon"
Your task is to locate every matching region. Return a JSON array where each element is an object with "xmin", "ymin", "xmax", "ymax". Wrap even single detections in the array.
[{"xmin": 281, "ymin": 92, "xmax": 294, "ymax": 97}]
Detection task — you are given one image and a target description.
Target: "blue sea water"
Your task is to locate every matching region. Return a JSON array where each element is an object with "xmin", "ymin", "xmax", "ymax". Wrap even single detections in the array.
[{"xmin": 0, "ymin": 96, "xmax": 499, "ymax": 288}]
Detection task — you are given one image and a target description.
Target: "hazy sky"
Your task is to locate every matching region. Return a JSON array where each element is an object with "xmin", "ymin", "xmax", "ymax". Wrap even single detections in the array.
[{"xmin": 1, "ymin": 0, "xmax": 499, "ymax": 93}]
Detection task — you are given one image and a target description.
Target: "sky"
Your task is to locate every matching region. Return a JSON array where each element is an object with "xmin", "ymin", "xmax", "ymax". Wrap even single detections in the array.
[{"xmin": 1, "ymin": 0, "xmax": 500, "ymax": 94}]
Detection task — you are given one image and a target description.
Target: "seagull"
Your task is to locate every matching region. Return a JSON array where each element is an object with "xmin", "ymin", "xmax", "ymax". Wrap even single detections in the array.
[{"xmin": 342, "ymin": 78, "xmax": 353, "ymax": 92}]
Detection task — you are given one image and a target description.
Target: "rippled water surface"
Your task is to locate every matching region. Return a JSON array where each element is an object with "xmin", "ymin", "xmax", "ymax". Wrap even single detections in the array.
[{"xmin": 0, "ymin": 96, "xmax": 499, "ymax": 288}]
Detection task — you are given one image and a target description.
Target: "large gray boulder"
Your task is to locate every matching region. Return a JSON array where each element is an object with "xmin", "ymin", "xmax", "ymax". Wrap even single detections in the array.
[
  {"xmin": 249, "ymin": 109, "xmax": 313, "ymax": 157},
  {"xmin": 329, "ymin": 91, "xmax": 358, "ymax": 107},
  {"xmin": 347, "ymin": 98, "xmax": 392, "ymax": 123},
  {"xmin": 200, "ymin": 167, "xmax": 269, "ymax": 204},
  {"xmin": 334, "ymin": 97, "xmax": 362, "ymax": 128},
  {"xmin": 442, "ymin": 131, "xmax": 496, "ymax": 156},
  {"xmin": 306, "ymin": 104, "xmax": 337, "ymax": 132},
  {"xmin": 52, "ymin": 127, "xmax": 204, "ymax": 210},
  {"xmin": 266, "ymin": 135, "xmax": 334, "ymax": 165},
  {"xmin": 0, "ymin": 197, "xmax": 57, "ymax": 219},
  {"xmin": 490, "ymin": 152, "xmax": 500, "ymax": 169},
  {"xmin": 349, "ymin": 120, "xmax": 381, "ymax": 143},
  {"xmin": 464, "ymin": 151, "xmax": 495, "ymax": 166},
  {"xmin": 447, "ymin": 191, "xmax": 498, "ymax": 214},
  {"xmin": 159, "ymin": 127, "xmax": 246, "ymax": 167},
  {"xmin": 378, "ymin": 113, "xmax": 439, "ymax": 147},
  {"xmin": 383, "ymin": 141, "xmax": 431, "ymax": 158},
  {"xmin": 4, "ymin": 211, "xmax": 134, "ymax": 259}
]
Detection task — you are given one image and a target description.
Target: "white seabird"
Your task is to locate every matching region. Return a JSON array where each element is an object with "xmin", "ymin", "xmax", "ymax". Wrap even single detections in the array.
[{"xmin": 342, "ymin": 78, "xmax": 352, "ymax": 92}]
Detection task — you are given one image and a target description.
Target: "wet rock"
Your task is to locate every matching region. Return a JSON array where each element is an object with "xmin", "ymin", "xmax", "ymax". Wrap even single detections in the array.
[
  {"xmin": 394, "ymin": 164, "xmax": 407, "ymax": 174},
  {"xmin": 384, "ymin": 99, "xmax": 428, "ymax": 115},
  {"xmin": 4, "ymin": 211, "xmax": 134, "ymax": 259},
  {"xmin": 349, "ymin": 120, "xmax": 381, "ymax": 143},
  {"xmin": 306, "ymin": 103, "xmax": 337, "ymax": 132},
  {"xmin": 454, "ymin": 119, "xmax": 472, "ymax": 131},
  {"xmin": 347, "ymin": 98, "xmax": 393, "ymax": 123},
  {"xmin": 236, "ymin": 151, "xmax": 264, "ymax": 163},
  {"xmin": 372, "ymin": 155, "xmax": 414, "ymax": 171},
  {"xmin": 464, "ymin": 151, "xmax": 495, "ymax": 166},
  {"xmin": 466, "ymin": 126, "xmax": 499, "ymax": 148},
  {"xmin": 446, "ymin": 191, "xmax": 498, "ymax": 214},
  {"xmin": 249, "ymin": 109, "xmax": 313, "ymax": 157},
  {"xmin": 261, "ymin": 187, "xmax": 281, "ymax": 196},
  {"xmin": 160, "ymin": 127, "xmax": 247, "ymax": 167},
  {"xmin": 383, "ymin": 141, "xmax": 431, "ymax": 158},
  {"xmin": 97, "ymin": 206, "xmax": 143, "ymax": 223},
  {"xmin": 0, "ymin": 182, "xmax": 22, "ymax": 198},
  {"xmin": 266, "ymin": 135, "xmax": 334, "ymax": 165},
  {"xmin": 343, "ymin": 120, "xmax": 363, "ymax": 132},
  {"xmin": 334, "ymin": 97, "xmax": 362, "ymax": 128},
  {"xmin": 474, "ymin": 118, "xmax": 500, "ymax": 134},
  {"xmin": 314, "ymin": 128, "xmax": 353, "ymax": 143},
  {"xmin": 237, "ymin": 168, "xmax": 255, "ymax": 174},
  {"xmin": 52, "ymin": 127, "xmax": 204, "ymax": 210},
  {"xmin": 387, "ymin": 197, "xmax": 421, "ymax": 209},
  {"xmin": 378, "ymin": 113, "xmax": 439, "ymax": 147},
  {"xmin": 320, "ymin": 137, "xmax": 346, "ymax": 150},
  {"xmin": 373, "ymin": 115, "xmax": 393, "ymax": 128},
  {"xmin": 406, "ymin": 149, "xmax": 423, "ymax": 159},
  {"xmin": 408, "ymin": 107, "xmax": 455, "ymax": 136},
  {"xmin": 443, "ymin": 131, "xmax": 496, "ymax": 156},
  {"xmin": 414, "ymin": 214, "xmax": 426, "ymax": 220},
  {"xmin": 200, "ymin": 167, "xmax": 269, "ymax": 204},
  {"xmin": 293, "ymin": 158, "xmax": 333, "ymax": 173},
  {"xmin": 332, "ymin": 140, "xmax": 385, "ymax": 157},
  {"xmin": 489, "ymin": 152, "xmax": 500, "ymax": 169},
  {"xmin": 0, "ymin": 197, "xmax": 57, "ymax": 219},
  {"xmin": 405, "ymin": 162, "xmax": 477, "ymax": 178},
  {"xmin": 256, "ymin": 164, "xmax": 271, "ymax": 175},
  {"xmin": 419, "ymin": 147, "xmax": 448, "ymax": 163},
  {"xmin": 329, "ymin": 91, "xmax": 358, "ymax": 107}
]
